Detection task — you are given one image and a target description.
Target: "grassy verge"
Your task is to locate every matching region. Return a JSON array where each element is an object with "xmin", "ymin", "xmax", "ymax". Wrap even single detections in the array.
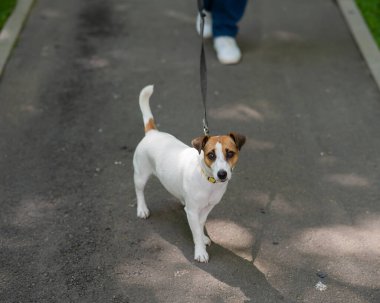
[
  {"xmin": 356, "ymin": 0, "xmax": 380, "ymax": 48},
  {"xmin": 0, "ymin": 0, "xmax": 17, "ymax": 30}
]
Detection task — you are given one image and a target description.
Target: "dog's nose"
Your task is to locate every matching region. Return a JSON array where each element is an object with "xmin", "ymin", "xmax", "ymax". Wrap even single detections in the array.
[{"xmin": 217, "ymin": 170, "xmax": 227, "ymax": 180}]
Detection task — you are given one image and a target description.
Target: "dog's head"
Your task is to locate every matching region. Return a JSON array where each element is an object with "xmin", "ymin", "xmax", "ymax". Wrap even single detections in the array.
[{"xmin": 192, "ymin": 133, "xmax": 246, "ymax": 183}]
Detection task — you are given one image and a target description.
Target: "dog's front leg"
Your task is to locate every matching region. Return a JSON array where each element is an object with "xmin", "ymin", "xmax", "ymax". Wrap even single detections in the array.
[
  {"xmin": 200, "ymin": 205, "xmax": 214, "ymax": 246},
  {"xmin": 184, "ymin": 206, "xmax": 209, "ymax": 263}
]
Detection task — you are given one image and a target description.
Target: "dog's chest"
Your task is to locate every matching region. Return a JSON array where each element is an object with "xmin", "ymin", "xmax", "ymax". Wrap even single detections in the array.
[
  {"xmin": 205, "ymin": 185, "xmax": 227, "ymax": 205},
  {"xmin": 183, "ymin": 177, "xmax": 227, "ymax": 207}
]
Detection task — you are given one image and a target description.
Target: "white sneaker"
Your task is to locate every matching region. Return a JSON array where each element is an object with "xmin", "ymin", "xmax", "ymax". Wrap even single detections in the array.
[
  {"xmin": 213, "ymin": 36, "xmax": 242, "ymax": 65},
  {"xmin": 196, "ymin": 11, "xmax": 212, "ymax": 39}
]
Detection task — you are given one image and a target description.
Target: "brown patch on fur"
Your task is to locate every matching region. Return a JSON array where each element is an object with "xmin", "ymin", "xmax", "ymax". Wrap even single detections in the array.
[
  {"xmin": 144, "ymin": 118, "xmax": 156, "ymax": 133},
  {"xmin": 192, "ymin": 136, "xmax": 209, "ymax": 153},
  {"xmin": 202, "ymin": 136, "xmax": 241, "ymax": 168},
  {"xmin": 220, "ymin": 136, "xmax": 240, "ymax": 168},
  {"xmin": 192, "ymin": 133, "xmax": 245, "ymax": 168},
  {"xmin": 229, "ymin": 132, "xmax": 246, "ymax": 150},
  {"xmin": 203, "ymin": 136, "xmax": 218, "ymax": 168}
]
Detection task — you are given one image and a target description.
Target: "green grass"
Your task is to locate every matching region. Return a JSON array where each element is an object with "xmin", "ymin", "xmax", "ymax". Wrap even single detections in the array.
[
  {"xmin": 0, "ymin": 0, "xmax": 17, "ymax": 30},
  {"xmin": 356, "ymin": 0, "xmax": 380, "ymax": 48}
]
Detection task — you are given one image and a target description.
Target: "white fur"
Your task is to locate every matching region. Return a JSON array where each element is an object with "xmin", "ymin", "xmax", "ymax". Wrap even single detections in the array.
[{"xmin": 133, "ymin": 86, "xmax": 232, "ymax": 263}]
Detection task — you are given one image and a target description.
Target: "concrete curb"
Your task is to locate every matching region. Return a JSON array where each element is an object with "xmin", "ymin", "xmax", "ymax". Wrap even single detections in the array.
[
  {"xmin": 337, "ymin": 0, "xmax": 380, "ymax": 90},
  {"xmin": 0, "ymin": 0, "xmax": 35, "ymax": 78}
]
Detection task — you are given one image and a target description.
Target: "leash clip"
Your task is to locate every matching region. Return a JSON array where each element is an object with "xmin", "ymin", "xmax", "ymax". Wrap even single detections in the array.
[{"xmin": 203, "ymin": 118, "xmax": 209, "ymax": 136}]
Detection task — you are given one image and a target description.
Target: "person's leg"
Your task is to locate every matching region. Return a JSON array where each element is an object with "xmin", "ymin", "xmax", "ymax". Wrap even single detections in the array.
[
  {"xmin": 212, "ymin": 0, "xmax": 248, "ymax": 37},
  {"xmin": 211, "ymin": 0, "xmax": 247, "ymax": 64}
]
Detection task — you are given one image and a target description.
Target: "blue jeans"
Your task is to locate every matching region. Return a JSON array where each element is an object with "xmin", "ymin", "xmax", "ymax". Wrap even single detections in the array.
[{"xmin": 203, "ymin": 0, "xmax": 248, "ymax": 37}]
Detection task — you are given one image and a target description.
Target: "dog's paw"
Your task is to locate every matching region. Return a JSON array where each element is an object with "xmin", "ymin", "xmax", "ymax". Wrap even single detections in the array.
[
  {"xmin": 137, "ymin": 206, "xmax": 150, "ymax": 219},
  {"xmin": 203, "ymin": 235, "xmax": 211, "ymax": 246},
  {"xmin": 194, "ymin": 247, "xmax": 209, "ymax": 263}
]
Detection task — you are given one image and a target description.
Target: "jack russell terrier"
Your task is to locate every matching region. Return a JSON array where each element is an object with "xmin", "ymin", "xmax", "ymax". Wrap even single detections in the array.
[{"xmin": 133, "ymin": 85, "xmax": 246, "ymax": 262}]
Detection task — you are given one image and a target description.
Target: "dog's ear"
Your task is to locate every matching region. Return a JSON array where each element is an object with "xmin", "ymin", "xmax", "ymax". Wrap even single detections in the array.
[
  {"xmin": 191, "ymin": 136, "xmax": 209, "ymax": 154},
  {"xmin": 229, "ymin": 132, "xmax": 246, "ymax": 150}
]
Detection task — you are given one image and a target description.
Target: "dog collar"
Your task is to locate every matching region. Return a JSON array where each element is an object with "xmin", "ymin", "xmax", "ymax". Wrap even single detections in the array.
[
  {"xmin": 200, "ymin": 167, "xmax": 218, "ymax": 184},
  {"xmin": 207, "ymin": 176, "xmax": 217, "ymax": 184}
]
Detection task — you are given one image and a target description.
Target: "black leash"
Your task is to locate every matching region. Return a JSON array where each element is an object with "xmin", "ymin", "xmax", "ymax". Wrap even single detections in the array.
[{"xmin": 197, "ymin": 0, "xmax": 210, "ymax": 136}]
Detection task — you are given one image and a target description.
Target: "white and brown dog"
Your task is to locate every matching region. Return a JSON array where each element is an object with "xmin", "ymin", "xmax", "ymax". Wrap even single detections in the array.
[{"xmin": 133, "ymin": 85, "xmax": 246, "ymax": 262}]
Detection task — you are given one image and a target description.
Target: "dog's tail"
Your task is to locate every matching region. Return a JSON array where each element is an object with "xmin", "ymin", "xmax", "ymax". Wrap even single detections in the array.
[{"xmin": 139, "ymin": 85, "xmax": 157, "ymax": 133}]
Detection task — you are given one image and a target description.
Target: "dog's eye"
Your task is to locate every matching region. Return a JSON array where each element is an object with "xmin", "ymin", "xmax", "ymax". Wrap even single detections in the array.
[
  {"xmin": 207, "ymin": 152, "xmax": 216, "ymax": 161},
  {"xmin": 226, "ymin": 150, "xmax": 235, "ymax": 159}
]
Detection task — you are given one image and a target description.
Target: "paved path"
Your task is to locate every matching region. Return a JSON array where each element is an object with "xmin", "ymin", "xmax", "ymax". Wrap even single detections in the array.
[{"xmin": 0, "ymin": 0, "xmax": 379, "ymax": 302}]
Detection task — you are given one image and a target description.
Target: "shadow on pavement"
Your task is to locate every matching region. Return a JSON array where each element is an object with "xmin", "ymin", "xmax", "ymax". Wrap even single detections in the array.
[{"xmin": 147, "ymin": 203, "xmax": 291, "ymax": 303}]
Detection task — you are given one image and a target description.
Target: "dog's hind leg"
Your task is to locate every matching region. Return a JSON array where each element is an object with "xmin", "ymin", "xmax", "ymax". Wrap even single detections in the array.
[
  {"xmin": 133, "ymin": 152, "xmax": 152, "ymax": 219},
  {"xmin": 134, "ymin": 169, "xmax": 151, "ymax": 219}
]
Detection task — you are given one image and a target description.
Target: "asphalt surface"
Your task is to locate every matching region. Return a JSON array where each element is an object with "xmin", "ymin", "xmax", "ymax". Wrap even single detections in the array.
[{"xmin": 1, "ymin": 0, "xmax": 380, "ymax": 302}]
